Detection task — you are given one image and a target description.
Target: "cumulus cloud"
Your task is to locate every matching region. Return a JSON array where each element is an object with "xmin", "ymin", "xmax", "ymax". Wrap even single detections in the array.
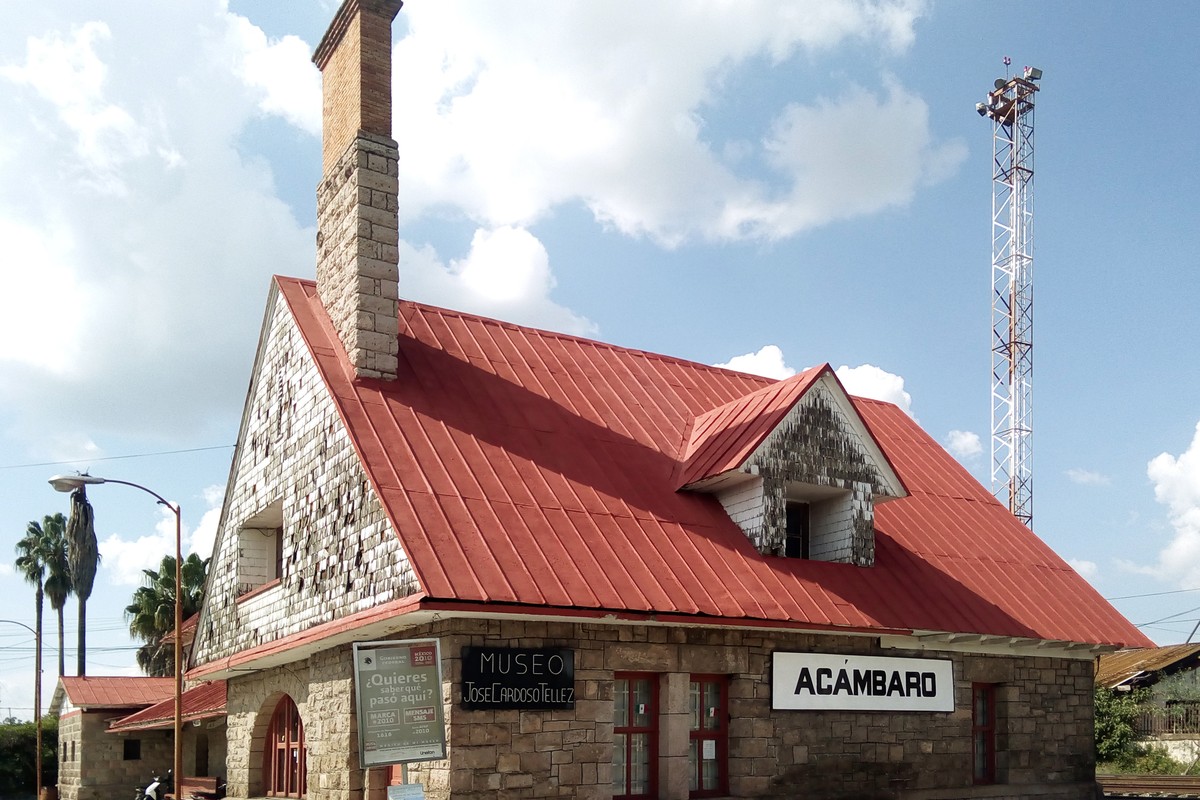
[
  {"xmin": 1143, "ymin": 421, "xmax": 1200, "ymax": 587},
  {"xmin": 189, "ymin": 485, "xmax": 226, "ymax": 560},
  {"xmin": 835, "ymin": 364, "xmax": 913, "ymax": 417},
  {"xmin": 946, "ymin": 430, "xmax": 983, "ymax": 460},
  {"xmin": 1069, "ymin": 559, "xmax": 1099, "ymax": 582},
  {"xmin": 1067, "ymin": 468, "xmax": 1111, "ymax": 486},
  {"xmin": 101, "ymin": 504, "xmax": 187, "ymax": 586},
  {"xmin": 403, "ymin": 229, "xmax": 596, "ymax": 335},
  {"xmin": 226, "ymin": 14, "xmax": 321, "ymax": 135},
  {"xmin": 715, "ymin": 345, "xmax": 797, "ymax": 380},
  {"xmin": 389, "ymin": 1, "xmax": 955, "ymax": 245}
]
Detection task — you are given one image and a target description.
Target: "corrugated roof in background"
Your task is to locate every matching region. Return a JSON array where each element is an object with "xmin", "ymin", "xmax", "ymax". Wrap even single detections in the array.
[
  {"xmin": 1096, "ymin": 644, "xmax": 1200, "ymax": 688},
  {"xmin": 108, "ymin": 681, "xmax": 227, "ymax": 732},
  {"xmin": 58, "ymin": 676, "xmax": 173, "ymax": 710}
]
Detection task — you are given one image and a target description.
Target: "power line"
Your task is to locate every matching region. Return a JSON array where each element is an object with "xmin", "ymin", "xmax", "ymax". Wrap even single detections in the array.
[
  {"xmin": 0, "ymin": 444, "xmax": 234, "ymax": 471},
  {"xmin": 1107, "ymin": 586, "xmax": 1200, "ymax": 601}
]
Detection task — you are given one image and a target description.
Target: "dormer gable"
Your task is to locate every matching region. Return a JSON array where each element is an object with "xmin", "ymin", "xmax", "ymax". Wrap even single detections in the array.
[{"xmin": 678, "ymin": 364, "xmax": 906, "ymax": 565}]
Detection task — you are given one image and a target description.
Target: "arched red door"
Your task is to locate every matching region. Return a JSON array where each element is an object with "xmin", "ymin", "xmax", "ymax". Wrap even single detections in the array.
[{"xmin": 265, "ymin": 696, "xmax": 306, "ymax": 798}]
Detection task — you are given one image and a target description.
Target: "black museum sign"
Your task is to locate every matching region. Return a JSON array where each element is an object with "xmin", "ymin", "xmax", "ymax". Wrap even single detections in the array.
[{"xmin": 460, "ymin": 646, "xmax": 575, "ymax": 710}]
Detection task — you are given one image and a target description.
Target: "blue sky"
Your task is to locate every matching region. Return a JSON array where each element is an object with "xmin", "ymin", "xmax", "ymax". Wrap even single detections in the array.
[{"xmin": 1, "ymin": 0, "xmax": 1198, "ymax": 719}]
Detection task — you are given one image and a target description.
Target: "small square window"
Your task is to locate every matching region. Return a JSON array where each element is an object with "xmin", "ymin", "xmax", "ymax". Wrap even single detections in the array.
[{"xmin": 123, "ymin": 738, "xmax": 141, "ymax": 761}]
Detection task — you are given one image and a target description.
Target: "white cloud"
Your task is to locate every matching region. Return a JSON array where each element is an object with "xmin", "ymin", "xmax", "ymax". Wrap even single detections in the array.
[
  {"xmin": 189, "ymin": 485, "xmax": 226, "ymax": 560},
  {"xmin": 1141, "ymin": 421, "xmax": 1200, "ymax": 587},
  {"xmin": 0, "ymin": 5, "xmax": 314, "ymax": 451},
  {"xmin": 100, "ymin": 504, "xmax": 184, "ymax": 586},
  {"xmin": 389, "ymin": 2, "xmax": 954, "ymax": 245},
  {"xmin": 835, "ymin": 364, "xmax": 913, "ymax": 417},
  {"xmin": 401, "ymin": 231, "xmax": 596, "ymax": 336},
  {"xmin": 946, "ymin": 430, "xmax": 983, "ymax": 460},
  {"xmin": 715, "ymin": 345, "xmax": 797, "ymax": 380},
  {"xmin": 1066, "ymin": 468, "xmax": 1111, "ymax": 486},
  {"xmin": 1069, "ymin": 559, "xmax": 1099, "ymax": 582},
  {"xmin": 226, "ymin": 14, "xmax": 321, "ymax": 136}
]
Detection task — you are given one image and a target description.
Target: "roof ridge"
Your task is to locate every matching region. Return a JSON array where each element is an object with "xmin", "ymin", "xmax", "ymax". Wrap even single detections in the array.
[{"xmin": 285, "ymin": 276, "xmax": 782, "ymax": 384}]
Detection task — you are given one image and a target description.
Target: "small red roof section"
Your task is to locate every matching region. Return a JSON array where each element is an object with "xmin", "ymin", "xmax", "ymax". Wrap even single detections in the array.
[
  {"xmin": 678, "ymin": 365, "xmax": 826, "ymax": 487},
  {"xmin": 58, "ymin": 676, "xmax": 173, "ymax": 710},
  {"xmin": 108, "ymin": 681, "xmax": 227, "ymax": 732},
  {"xmin": 676, "ymin": 363, "xmax": 904, "ymax": 496},
  {"xmin": 277, "ymin": 277, "xmax": 1150, "ymax": 649}
]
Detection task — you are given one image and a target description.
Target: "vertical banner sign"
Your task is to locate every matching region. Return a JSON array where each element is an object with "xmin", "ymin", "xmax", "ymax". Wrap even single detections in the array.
[{"xmin": 353, "ymin": 639, "xmax": 446, "ymax": 766}]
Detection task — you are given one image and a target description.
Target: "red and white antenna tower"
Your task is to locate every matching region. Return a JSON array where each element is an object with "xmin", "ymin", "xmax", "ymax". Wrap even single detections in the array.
[{"xmin": 976, "ymin": 59, "xmax": 1042, "ymax": 528}]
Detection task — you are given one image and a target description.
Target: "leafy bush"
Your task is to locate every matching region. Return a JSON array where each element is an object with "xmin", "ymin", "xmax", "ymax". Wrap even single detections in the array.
[
  {"xmin": 0, "ymin": 717, "xmax": 57, "ymax": 797},
  {"xmin": 1095, "ymin": 686, "xmax": 1148, "ymax": 765}
]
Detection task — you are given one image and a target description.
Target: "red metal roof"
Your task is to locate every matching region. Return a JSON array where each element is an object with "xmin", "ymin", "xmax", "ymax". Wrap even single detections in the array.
[
  {"xmin": 108, "ymin": 681, "xmax": 227, "ymax": 732},
  {"xmin": 58, "ymin": 676, "xmax": 173, "ymax": 710},
  {"xmin": 678, "ymin": 365, "xmax": 826, "ymax": 487},
  {"xmin": 279, "ymin": 277, "xmax": 1150, "ymax": 648}
]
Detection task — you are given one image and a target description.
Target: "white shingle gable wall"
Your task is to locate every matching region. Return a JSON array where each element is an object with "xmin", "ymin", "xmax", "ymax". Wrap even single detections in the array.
[
  {"xmin": 192, "ymin": 288, "xmax": 419, "ymax": 667},
  {"xmin": 716, "ymin": 478, "xmax": 765, "ymax": 547}
]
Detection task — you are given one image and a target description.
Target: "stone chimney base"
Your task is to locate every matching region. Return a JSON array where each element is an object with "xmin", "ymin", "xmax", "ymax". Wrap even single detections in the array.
[{"xmin": 316, "ymin": 132, "xmax": 400, "ymax": 380}]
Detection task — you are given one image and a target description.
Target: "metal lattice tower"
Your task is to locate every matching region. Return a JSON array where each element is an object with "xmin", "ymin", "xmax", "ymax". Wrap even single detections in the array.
[{"xmin": 977, "ymin": 62, "xmax": 1041, "ymax": 528}]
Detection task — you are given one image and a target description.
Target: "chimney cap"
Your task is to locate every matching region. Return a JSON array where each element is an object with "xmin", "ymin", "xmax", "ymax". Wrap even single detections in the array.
[{"xmin": 313, "ymin": 0, "xmax": 404, "ymax": 70}]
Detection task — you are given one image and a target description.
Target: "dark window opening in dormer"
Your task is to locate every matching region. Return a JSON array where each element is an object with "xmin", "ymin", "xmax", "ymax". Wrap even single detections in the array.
[{"xmin": 785, "ymin": 501, "xmax": 810, "ymax": 559}]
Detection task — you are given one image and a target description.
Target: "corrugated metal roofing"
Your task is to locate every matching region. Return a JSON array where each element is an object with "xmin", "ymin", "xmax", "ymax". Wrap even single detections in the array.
[
  {"xmin": 678, "ymin": 365, "xmax": 825, "ymax": 487},
  {"xmin": 58, "ymin": 676, "xmax": 173, "ymax": 710},
  {"xmin": 1096, "ymin": 644, "xmax": 1200, "ymax": 688},
  {"xmin": 108, "ymin": 681, "xmax": 227, "ymax": 732},
  {"xmin": 280, "ymin": 277, "xmax": 1150, "ymax": 648}
]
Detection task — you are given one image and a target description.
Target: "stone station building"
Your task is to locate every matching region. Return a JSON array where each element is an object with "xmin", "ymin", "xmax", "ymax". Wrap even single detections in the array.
[{"xmin": 186, "ymin": 2, "xmax": 1150, "ymax": 799}]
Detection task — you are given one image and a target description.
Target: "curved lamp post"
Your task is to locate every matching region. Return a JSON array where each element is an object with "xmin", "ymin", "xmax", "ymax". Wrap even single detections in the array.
[
  {"xmin": 0, "ymin": 619, "xmax": 41, "ymax": 800},
  {"xmin": 47, "ymin": 474, "xmax": 183, "ymax": 793}
]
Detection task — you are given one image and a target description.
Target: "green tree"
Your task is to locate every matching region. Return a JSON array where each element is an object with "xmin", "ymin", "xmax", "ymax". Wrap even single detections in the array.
[
  {"xmin": 40, "ymin": 513, "xmax": 72, "ymax": 678},
  {"xmin": 125, "ymin": 553, "xmax": 209, "ymax": 676},
  {"xmin": 14, "ymin": 519, "xmax": 49, "ymax": 698},
  {"xmin": 66, "ymin": 486, "xmax": 99, "ymax": 676},
  {"xmin": 1095, "ymin": 686, "xmax": 1149, "ymax": 765}
]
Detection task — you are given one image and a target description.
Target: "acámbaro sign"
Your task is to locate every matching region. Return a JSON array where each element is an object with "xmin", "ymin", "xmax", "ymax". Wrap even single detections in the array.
[{"xmin": 772, "ymin": 652, "xmax": 954, "ymax": 712}]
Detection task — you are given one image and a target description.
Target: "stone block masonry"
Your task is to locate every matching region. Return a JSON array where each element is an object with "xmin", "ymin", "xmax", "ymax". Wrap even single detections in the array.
[
  {"xmin": 223, "ymin": 617, "xmax": 1101, "ymax": 800},
  {"xmin": 315, "ymin": 132, "xmax": 400, "ymax": 380}
]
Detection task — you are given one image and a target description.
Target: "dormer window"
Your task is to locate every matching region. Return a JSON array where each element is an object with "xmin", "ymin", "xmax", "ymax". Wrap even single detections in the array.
[{"xmin": 677, "ymin": 365, "xmax": 907, "ymax": 568}]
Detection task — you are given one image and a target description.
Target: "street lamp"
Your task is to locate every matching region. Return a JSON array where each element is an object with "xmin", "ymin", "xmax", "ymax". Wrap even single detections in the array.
[
  {"xmin": 47, "ymin": 474, "xmax": 183, "ymax": 794},
  {"xmin": 0, "ymin": 619, "xmax": 41, "ymax": 800}
]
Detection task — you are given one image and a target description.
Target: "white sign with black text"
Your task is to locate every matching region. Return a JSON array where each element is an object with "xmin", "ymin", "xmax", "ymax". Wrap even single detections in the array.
[{"xmin": 772, "ymin": 652, "xmax": 954, "ymax": 712}]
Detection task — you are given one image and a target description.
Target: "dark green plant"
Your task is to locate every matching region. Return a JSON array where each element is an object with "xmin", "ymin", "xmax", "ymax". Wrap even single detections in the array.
[
  {"xmin": 0, "ymin": 717, "xmax": 58, "ymax": 796},
  {"xmin": 1095, "ymin": 686, "xmax": 1149, "ymax": 765}
]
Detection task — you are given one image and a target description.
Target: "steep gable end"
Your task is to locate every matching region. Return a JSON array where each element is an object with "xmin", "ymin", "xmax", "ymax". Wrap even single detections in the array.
[
  {"xmin": 680, "ymin": 365, "xmax": 904, "ymax": 565},
  {"xmin": 191, "ymin": 280, "xmax": 419, "ymax": 669}
]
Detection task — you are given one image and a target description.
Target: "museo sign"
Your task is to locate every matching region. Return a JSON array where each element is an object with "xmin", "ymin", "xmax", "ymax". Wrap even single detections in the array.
[
  {"xmin": 460, "ymin": 646, "xmax": 575, "ymax": 710},
  {"xmin": 772, "ymin": 652, "xmax": 954, "ymax": 712},
  {"xmin": 353, "ymin": 639, "xmax": 446, "ymax": 766}
]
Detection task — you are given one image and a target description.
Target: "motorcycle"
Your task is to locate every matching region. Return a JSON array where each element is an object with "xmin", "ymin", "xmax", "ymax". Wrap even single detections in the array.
[{"xmin": 135, "ymin": 770, "xmax": 172, "ymax": 800}]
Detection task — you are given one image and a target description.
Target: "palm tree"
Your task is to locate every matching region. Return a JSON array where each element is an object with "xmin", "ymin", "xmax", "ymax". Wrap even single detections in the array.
[
  {"xmin": 40, "ymin": 514, "xmax": 72, "ymax": 677},
  {"xmin": 65, "ymin": 487, "xmax": 99, "ymax": 676},
  {"xmin": 14, "ymin": 519, "xmax": 48, "ymax": 678},
  {"xmin": 125, "ymin": 553, "xmax": 209, "ymax": 677}
]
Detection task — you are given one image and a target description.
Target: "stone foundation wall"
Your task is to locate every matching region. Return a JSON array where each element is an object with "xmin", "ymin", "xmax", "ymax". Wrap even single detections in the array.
[{"xmin": 223, "ymin": 618, "xmax": 1098, "ymax": 800}]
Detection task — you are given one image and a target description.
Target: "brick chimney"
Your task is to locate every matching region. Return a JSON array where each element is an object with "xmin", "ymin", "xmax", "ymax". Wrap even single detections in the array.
[{"xmin": 312, "ymin": 0, "xmax": 403, "ymax": 380}]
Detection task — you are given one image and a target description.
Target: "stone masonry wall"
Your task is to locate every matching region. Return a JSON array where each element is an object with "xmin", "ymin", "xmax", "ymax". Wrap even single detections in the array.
[
  {"xmin": 223, "ymin": 618, "xmax": 1098, "ymax": 800},
  {"xmin": 315, "ymin": 132, "xmax": 400, "ymax": 380},
  {"xmin": 192, "ymin": 291, "xmax": 419, "ymax": 666},
  {"xmin": 60, "ymin": 711, "xmax": 171, "ymax": 800}
]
